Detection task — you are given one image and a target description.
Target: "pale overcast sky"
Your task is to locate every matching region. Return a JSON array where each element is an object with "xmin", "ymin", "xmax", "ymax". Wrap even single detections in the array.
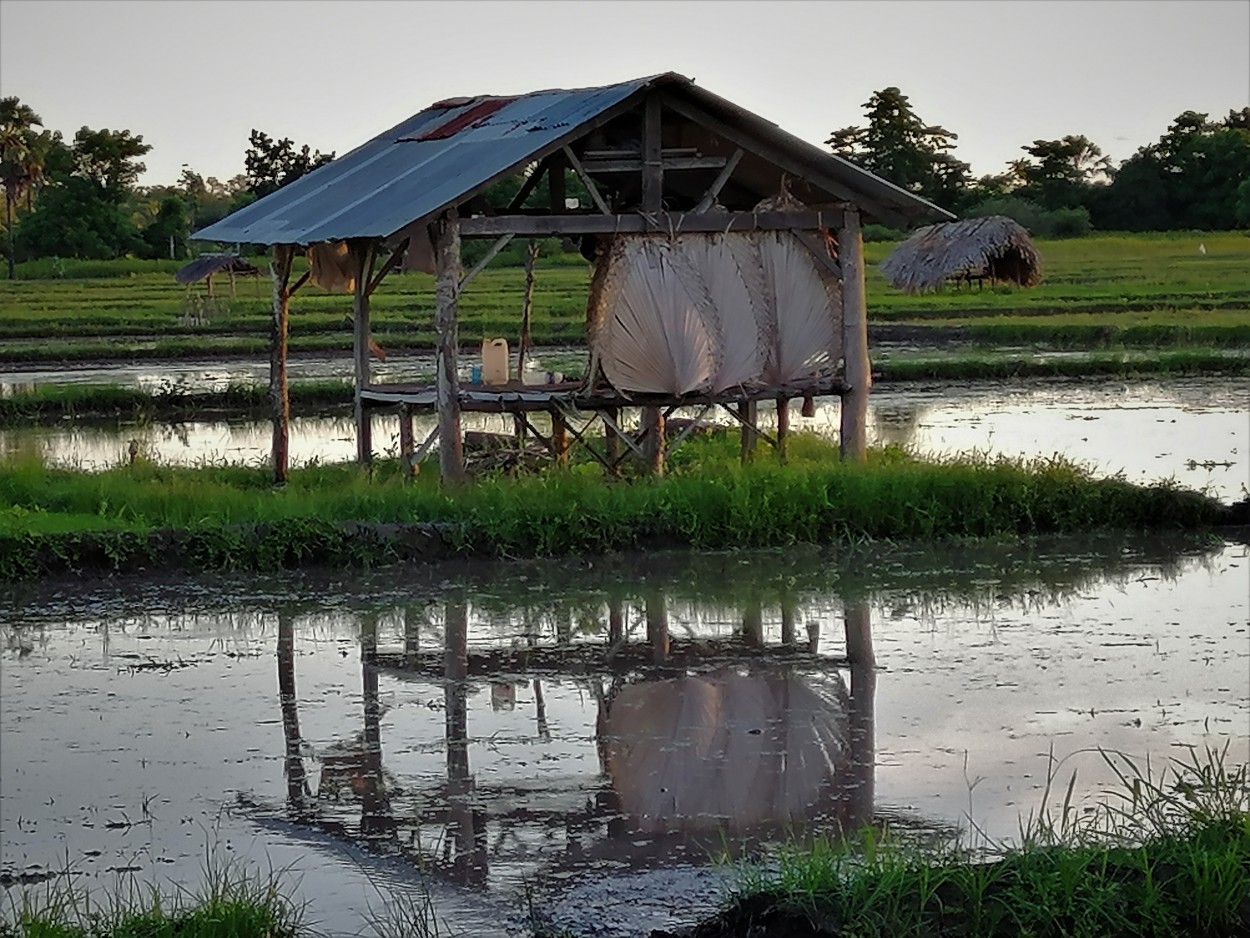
[{"xmin": 1, "ymin": 0, "xmax": 1247, "ymax": 187}]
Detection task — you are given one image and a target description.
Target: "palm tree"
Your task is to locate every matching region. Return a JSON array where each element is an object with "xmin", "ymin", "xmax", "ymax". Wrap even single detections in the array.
[{"xmin": 0, "ymin": 97, "xmax": 44, "ymax": 279}]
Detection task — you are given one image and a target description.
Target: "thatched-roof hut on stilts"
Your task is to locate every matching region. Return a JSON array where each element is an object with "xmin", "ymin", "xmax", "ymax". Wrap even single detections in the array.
[{"xmin": 192, "ymin": 72, "xmax": 952, "ymax": 485}]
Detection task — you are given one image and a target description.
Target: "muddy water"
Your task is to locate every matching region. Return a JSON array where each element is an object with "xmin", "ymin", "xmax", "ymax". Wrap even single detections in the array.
[
  {"xmin": 3, "ymin": 377, "xmax": 1246, "ymax": 502},
  {"xmin": 2, "ymin": 534, "xmax": 1246, "ymax": 936}
]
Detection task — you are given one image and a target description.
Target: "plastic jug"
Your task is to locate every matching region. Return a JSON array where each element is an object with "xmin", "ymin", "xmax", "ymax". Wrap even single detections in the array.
[{"xmin": 482, "ymin": 338, "xmax": 509, "ymax": 385}]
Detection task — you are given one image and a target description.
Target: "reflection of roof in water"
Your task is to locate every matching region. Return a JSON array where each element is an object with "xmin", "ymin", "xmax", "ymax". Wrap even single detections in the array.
[{"xmin": 605, "ymin": 668, "xmax": 851, "ymax": 833}]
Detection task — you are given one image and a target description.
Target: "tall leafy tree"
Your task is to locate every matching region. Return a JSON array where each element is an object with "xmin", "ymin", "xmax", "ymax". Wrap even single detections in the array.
[
  {"xmin": 0, "ymin": 96, "xmax": 44, "ymax": 278},
  {"xmin": 826, "ymin": 87, "xmax": 969, "ymax": 208},
  {"xmin": 1014, "ymin": 134, "xmax": 1113, "ymax": 210},
  {"xmin": 1096, "ymin": 111, "xmax": 1250, "ymax": 230},
  {"xmin": 15, "ymin": 125, "xmax": 150, "ymax": 260},
  {"xmin": 244, "ymin": 130, "xmax": 334, "ymax": 198},
  {"xmin": 70, "ymin": 126, "xmax": 151, "ymax": 195}
]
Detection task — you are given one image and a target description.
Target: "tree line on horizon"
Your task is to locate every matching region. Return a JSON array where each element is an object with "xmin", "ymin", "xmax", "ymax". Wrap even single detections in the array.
[{"xmin": 1, "ymin": 89, "xmax": 1248, "ymax": 278}]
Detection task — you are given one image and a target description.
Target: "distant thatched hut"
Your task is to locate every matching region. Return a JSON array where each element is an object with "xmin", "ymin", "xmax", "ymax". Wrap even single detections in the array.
[
  {"xmin": 174, "ymin": 253, "xmax": 261, "ymax": 297},
  {"xmin": 879, "ymin": 215, "xmax": 1042, "ymax": 293}
]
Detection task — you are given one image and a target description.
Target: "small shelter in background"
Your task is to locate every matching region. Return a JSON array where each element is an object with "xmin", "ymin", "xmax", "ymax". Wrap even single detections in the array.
[
  {"xmin": 879, "ymin": 215, "xmax": 1042, "ymax": 293},
  {"xmin": 174, "ymin": 253, "xmax": 261, "ymax": 298},
  {"xmin": 191, "ymin": 72, "xmax": 952, "ymax": 485}
]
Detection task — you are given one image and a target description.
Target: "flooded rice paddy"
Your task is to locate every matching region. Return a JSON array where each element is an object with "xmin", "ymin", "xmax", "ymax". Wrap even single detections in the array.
[
  {"xmin": 2, "ymin": 534, "xmax": 1247, "ymax": 935},
  {"xmin": 3, "ymin": 376, "xmax": 1248, "ymax": 503}
]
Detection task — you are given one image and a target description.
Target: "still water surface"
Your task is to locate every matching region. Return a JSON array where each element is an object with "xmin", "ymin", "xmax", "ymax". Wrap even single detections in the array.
[
  {"xmin": 2, "ymin": 534, "xmax": 1246, "ymax": 935},
  {"xmin": 3, "ymin": 377, "xmax": 1248, "ymax": 502}
]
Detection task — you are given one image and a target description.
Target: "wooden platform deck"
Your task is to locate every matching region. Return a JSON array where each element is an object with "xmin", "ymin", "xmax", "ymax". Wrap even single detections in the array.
[{"xmin": 359, "ymin": 376, "xmax": 851, "ymax": 413}]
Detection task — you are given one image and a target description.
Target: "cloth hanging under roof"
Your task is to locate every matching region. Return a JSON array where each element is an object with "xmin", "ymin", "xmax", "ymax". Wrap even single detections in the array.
[{"xmin": 306, "ymin": 241, "xmax": 359, "ymax": 293}]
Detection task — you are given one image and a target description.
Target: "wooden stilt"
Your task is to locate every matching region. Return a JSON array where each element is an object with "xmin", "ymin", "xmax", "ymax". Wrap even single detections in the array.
[
  {"xmin": 838, "ymin": 208, "xmax": 870, "ymax": 461},
  {"xmin": 398, "ymin": 404, "xmax": 415, "ymax": 479},
  {"xmin": 551, "ymin": 409, "xmax": 569, "ymax": 466},
  {"xmin": 604, "ymin": 408, "xmax": 620, "ymax": 477},
  {"xmin": 776, "ymin": 396, "xmax": 789, "ymax": 463},
  {"xmin": 430, "ymin": 210, "xmax": 465, "ymax": 484},
  {"xmin": 351, "ymin": 240, "xmax": 377, "ymax": 465},
  {"xmin": 642, "ymin": 405, "xmax": 665, "ymax": 475},
  {"xmin": 268, "ymin": 245, "xmax": 294, "ymax": 485},
  {"xmin": 739, "ymin": 400, "xmax": 758, "ymax": 464}
]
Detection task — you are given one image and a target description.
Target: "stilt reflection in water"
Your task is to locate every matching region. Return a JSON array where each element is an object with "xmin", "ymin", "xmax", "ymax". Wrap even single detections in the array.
[{"xmin": 270, "ymin": 592, "xmax": 876, "ymax": 889}]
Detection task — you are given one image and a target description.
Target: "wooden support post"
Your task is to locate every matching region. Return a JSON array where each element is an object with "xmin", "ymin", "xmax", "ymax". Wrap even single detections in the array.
[
  {"xmin": 430, "ymin": 209, "xmax": 465, "ymax": 484},
  {"xmin": 693, "ymin": 148, "xmax": 743, "ymax": 213},
  {"xmin": 776, "ymin": 396, "xmax": 789, "ymax": 463},
  {"xmin": 642, "ymin": 405, "xmax": 665, "ymax": 475},
  {"xmin": 398, "ymin": 404, "xmax": 415, "ymax": 479},
  {"xmin": 268, "ymin": 245, "xmax": 294, "ymax": 485},
  {"xmin": 838, "ymin": 208, "xmax": 870, "ymax": 461},
  {"xmin": 642, "ymin": 94, "xmax": 663, "ymax": 212},
  {"xmin": 604, "ymin": 407, "xmax": 619, "ymax": 476},
  {"xmin": 739, "ymin": 400, "xmax": 758, "ymax": 464},
  {"xmin": 551, "ymin": 409, "xmax": 569, "ymax": 467},
  {"xmin": 351, "ymin": 239, "xmax": 376, "ymax": 465},
  {"xmin": 844, "ymin": 602, "xmax": 876, "ymax": 830}
]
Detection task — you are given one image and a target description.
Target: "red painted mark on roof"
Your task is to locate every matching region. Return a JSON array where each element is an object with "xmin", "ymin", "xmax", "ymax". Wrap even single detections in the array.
[{"xmin": 415, "ymin": 98, "xmax": 517, "ymax": 141}]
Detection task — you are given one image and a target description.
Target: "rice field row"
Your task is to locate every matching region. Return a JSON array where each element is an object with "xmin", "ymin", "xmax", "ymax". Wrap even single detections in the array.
[{"xmin": 0, "ymin": 232, "xmax": 1246, "ymax": 362}]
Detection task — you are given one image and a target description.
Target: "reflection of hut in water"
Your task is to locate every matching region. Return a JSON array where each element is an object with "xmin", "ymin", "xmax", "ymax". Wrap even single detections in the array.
[
  {"xmin": 879, "ymin": 215, "xmax": 1042, "ymax": 293},
  {"xmin": 269, "ymin": 593, "xmax": 880, "ymax": 891},
  {"xmin": 605, "ymin": 668, "xmax": 850, "ymax": 833}
]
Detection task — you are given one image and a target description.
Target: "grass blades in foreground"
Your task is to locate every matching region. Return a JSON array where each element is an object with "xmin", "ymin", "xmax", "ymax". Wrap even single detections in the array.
[
  {"xmin": 703, "ymin": 745, "xmax": 1250, "ymax": 938},
  {"xmin": 0, "ymin": 853, "xmax": 304, "ymax": 938}
]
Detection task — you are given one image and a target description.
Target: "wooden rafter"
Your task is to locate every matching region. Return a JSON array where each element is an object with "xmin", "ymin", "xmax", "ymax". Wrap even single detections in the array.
[{"xmin": 561, "ymin": 145, "xmax": 612, "ymax": 215}]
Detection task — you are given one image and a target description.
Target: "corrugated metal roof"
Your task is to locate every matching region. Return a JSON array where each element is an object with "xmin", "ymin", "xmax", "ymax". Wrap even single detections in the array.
[{"xmin": 192, "ymin": 73, "xmax": 951, "ymax": 247}]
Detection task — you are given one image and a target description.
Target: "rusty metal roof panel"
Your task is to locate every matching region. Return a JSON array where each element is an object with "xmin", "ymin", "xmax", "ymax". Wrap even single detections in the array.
[
  {"xmin": 192, "ymin": 72, "xmax": 952, "ymax": 247},
  {"xmin": 191, "ymin": 78, "xmax": 655, "ymax": 246}
]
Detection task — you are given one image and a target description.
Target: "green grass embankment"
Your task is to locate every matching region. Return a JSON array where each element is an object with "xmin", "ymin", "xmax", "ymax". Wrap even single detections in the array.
[
  {"xmin": 0, "ymin": 434, "xmax": 1237, "ymax": 580},
  {"xmin": 693, "ymin": 747, "xmax": 1250, "ymax": 938}
]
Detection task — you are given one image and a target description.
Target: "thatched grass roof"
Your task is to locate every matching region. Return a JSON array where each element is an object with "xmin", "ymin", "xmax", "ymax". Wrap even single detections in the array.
[{"xmin": 879, "ymin": 215, "xmax": 1042, "ymax": 293}]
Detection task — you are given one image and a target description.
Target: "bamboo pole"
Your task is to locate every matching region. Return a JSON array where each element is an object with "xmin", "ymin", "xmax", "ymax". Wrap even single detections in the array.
[
  {"xmin": 430, "ymin": 210, "xmax": 465, "ymax": 484},
  {"xmin": 268, "ymin": 245, "xmax": 294, "ymax": 485},
  {"xmin": 838, "ymin": 208, "xmax": 871, "ymax": 461},
  {"xmin": 351, "ymin": 240, "xmax": 377, "ymax": 465}
]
